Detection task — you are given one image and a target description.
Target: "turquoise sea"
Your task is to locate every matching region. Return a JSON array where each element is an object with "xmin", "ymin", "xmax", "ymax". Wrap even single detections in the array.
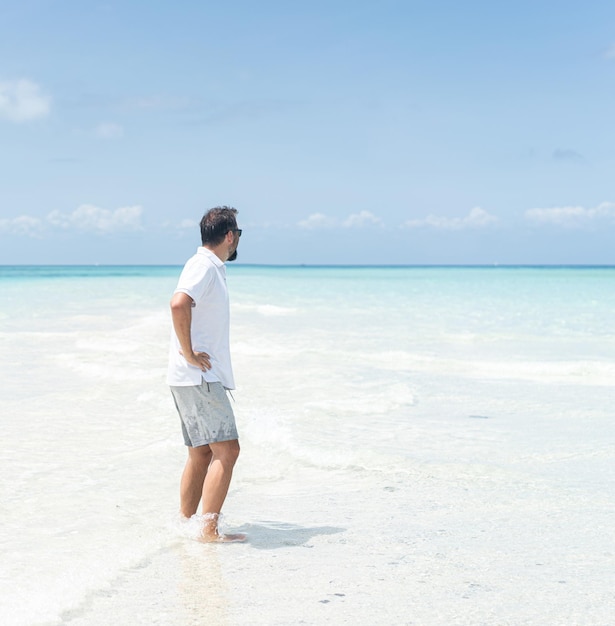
[{"xmin": 1, "ymin": 265, "xmax": 614, "ymax": 625}]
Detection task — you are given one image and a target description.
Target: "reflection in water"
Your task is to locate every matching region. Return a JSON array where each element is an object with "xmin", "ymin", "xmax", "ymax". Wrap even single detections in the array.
[{"xmin": 176, "ymin": 541, "xmax": 230, "ymax": 626}]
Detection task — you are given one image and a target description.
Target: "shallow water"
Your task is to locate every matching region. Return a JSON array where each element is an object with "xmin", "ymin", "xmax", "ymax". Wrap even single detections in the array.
[{"xmin": 1, "ymin": 265, "xmax": 614, "ymax": 625}]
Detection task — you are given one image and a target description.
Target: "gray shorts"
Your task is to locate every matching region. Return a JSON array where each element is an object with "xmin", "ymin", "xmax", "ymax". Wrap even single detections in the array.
[{"xmin": 170, "ymin": 381, "xmax": 238, "ymax": 447}]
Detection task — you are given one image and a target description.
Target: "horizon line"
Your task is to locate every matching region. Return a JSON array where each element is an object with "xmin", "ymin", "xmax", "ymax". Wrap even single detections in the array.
[{"xmin": 2, "ymin": 263, "xmax": 615, "ymax": 269}]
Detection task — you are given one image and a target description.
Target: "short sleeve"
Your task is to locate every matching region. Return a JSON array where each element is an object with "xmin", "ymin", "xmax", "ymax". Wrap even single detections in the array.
[{"xmin": 175, "ymin": 257, "xmax": 214, "ymax": 304}]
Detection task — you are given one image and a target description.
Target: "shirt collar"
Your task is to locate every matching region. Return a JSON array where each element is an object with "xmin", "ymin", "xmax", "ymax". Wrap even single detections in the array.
[{"xmin": 197, "ymin": 246, "xmax": 224, "ymax": 267}]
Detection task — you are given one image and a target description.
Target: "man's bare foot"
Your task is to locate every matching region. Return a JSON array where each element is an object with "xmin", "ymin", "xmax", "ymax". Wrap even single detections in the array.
[
  {"xmin": 200, "ymin": 532, "xmax": 247, "ymax": 543},
  {"xmin": 199, "ymin": 513, "xmax": 247, "ymax": 543}
]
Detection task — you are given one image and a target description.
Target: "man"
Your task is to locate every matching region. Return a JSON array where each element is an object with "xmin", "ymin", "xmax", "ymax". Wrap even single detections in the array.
[{"xmin": 167, "ymin": 206, "xmax": 245, "ymax": 542}]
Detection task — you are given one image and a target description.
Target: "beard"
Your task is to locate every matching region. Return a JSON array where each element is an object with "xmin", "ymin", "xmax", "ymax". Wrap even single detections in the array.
[{"xmin": 228, "ymin": 249, "xmax": 238, "ymax": 262}]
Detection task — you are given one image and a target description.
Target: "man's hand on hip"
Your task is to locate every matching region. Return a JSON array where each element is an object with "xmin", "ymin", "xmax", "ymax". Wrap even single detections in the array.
[{"xmin": 180, "ymin": 349, "xmax": 211, "ymax": 371}]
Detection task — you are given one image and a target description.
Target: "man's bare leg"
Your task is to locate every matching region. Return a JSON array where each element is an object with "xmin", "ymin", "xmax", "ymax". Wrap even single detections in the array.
[
  {"xmin": 199, "ymin": 439, "xmax": 244, "ymax": 542},
  {"xmin": 180, "ymin": 445, "xmax": 213, "ymax": 518}
]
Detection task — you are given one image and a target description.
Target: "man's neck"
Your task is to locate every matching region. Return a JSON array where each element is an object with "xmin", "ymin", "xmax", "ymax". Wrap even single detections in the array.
[{"xmin": 203, "ymin": 243, "xmax": 227, "ymax": 262}]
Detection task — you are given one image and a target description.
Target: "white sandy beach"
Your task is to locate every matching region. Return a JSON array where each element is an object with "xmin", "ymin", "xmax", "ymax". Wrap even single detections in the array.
[
  {"xmin": 1, "ymin": 266, "xmax": 614, "ymax": 625},
  {"xmin": 50, "ymin": 457, "xmax": 615, "ymax": 625}
]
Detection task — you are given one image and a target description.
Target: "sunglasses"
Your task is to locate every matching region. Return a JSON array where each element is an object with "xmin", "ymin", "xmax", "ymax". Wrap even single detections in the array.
[{"xmin": 232, "ymin": 228, "xmax": 242, "ymax": 237}]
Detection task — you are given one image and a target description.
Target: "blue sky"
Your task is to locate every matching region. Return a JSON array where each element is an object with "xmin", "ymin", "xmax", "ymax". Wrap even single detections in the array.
[{"xmin": 1, "ymin": 0, "xmax": 614, "ymax": 265}]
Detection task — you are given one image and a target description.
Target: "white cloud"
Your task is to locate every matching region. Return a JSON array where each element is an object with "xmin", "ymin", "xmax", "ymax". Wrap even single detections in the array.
[
  {"xmin": 47, "ymin": 204, "xmax": 143, "ymax": 233},
  {"xmin": 525, "ymin": 202, "xmax": 615, "ymax": 228},
  {"xmin": 0, "ymin": 215, "xmax": 44, "ymax": 236},
  {"xmin": 0, "ymin": 79, "xmax": 51, "ymax": 122},
  {"xmin": 0, "ymin": 205, "xmax": 144, "ymax": 238},
  {"xmin": 95, "ymin": 122, "xmax": 124, "ymax": 139},
  {"xmin": 298, "ymin": 210, "xmax": 383, "ymax": 230},
  {"xmin": 404, "ymin": 207, "xmax": 498, "ymax": 230},
  {"xmin": 298, "ymin": 213, "xmax": 337, "ymax": 230},
  {"xmin": 176, "ymin": 218, "xmax": 198, "ymax": 230},
  {"xmin": 343, "ymin": 210, "xmax": 383, "ymax": 228}
]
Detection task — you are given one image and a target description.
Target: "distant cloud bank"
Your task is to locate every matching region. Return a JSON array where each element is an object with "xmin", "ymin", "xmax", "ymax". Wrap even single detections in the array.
[
  {"xmin": 5, "ymin": 201, "xmax": 615, "ymax": 240},
  {"xmin": 298, "ymin": 213, "xmax": 336, "ymax": 230},
  {"xmin": 0, "ymin": 205, "xmax": 143, "ymax": 236},
  {"xmin": 403, "ymin": 207, "xmax": 498, "ymax": 230},
  {"xmin": 48, "ymin": 205, "xmax": 142, "ymax": 233},
  {"xmin": 0, "ymin": 215, "xmax": 44, "ymax": 237},
  {"xmin": 296, "ymin": 207, "xmax": 499, "ymax": 232},
  {"xmin": 0, "ymin": 79, "xmax": 51, "ymax": 122},
  {"xmin": 525, "ymin": 202, "xmax": 615, "ymax": 227},
  {"xmin": 298, "ymin": 210, "xmax": 382, "ymax": 230}
]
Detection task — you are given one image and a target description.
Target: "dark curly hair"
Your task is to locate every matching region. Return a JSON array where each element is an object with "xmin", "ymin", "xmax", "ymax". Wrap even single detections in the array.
[{"xmin": 200, "ymin": 206, "xmax": 238, "ymax": 246}]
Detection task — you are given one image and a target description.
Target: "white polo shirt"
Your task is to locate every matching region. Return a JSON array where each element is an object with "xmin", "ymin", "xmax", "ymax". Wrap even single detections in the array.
[{"xmin": 166, "ymin": 247, "xmax": 235, "ymax": 389}]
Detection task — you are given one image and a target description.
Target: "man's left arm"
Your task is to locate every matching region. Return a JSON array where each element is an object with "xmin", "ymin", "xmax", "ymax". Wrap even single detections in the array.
[{"xmin": 170, "ymin": 292, "xmax": 211, "ymax": 372}]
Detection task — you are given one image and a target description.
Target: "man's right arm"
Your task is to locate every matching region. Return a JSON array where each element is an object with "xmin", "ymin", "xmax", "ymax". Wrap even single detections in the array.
[{"xmin": 170, "ymin": 292, "xmax": 211, "ymax": 372}]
